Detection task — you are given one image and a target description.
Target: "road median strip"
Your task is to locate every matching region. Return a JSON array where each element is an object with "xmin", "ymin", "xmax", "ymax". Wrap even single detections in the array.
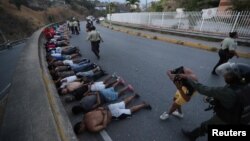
[{"xmin": 102, "ymin": 23, "xmax": 250, "ymax": 59}]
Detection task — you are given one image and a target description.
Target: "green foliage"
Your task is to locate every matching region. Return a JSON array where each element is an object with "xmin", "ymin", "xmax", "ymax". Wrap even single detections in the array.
[
  {"xmin": 161, "ymin": 0, "xmax": 220, "ymax": 11},
  {"xmin": 79, "ymin": 0, "xmax": 95, "ymax": 11},
  {"xmin": 230, "ymin": 0, "xmax": 250, "ymax": 11},
  {"xmin": 183, "ymin": 0, "xmax": 220, "ymax": 11},
  {"xmin": 150, "ymin": 1, "xmax": 163, "ymax": 12},
  {"xmin": 125, "ymin": 0, "xmax": 140, "ymax": 12},
  {"xmin": 126, "ymin": 0, "xmax": 140, "ymax": 5}
]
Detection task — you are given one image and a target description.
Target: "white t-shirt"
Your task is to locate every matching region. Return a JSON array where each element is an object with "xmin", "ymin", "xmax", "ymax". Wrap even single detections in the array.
[
  {"xmin": 90, "ymin": 82, "xmax": 105, "ymax": 91},
  {"xmin": 221, "ymin": 38, "xmax": 237, "ymax": 51},
  {"xmin": 63, "ymin": 60, "xmax": 74, "ymax": 65},
  {"xmin": 60, "ymin": 75, "xmax": 77, "ymax": 88}
]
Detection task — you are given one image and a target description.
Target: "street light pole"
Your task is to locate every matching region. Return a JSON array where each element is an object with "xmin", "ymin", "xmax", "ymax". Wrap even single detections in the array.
[{"xmin": 108, "ymin": 0, "xmax": 112, "ymax": 27}]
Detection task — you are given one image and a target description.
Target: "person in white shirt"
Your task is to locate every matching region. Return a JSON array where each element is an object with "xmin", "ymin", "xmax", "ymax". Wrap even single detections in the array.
[
  {"xmin": 212, "ymin": 32, "xmax": 239, "ymax": 75},
  {"xmin": 86, "ymin": 26, "xmax": 103, "ymax": 60}
]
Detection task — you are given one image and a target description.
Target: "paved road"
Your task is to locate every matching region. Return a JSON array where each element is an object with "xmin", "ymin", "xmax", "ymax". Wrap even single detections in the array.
[
  {"xmin": 0, "ymin": 43, "xmax": 25, "ymax": 98},
  {"xmin": 68, "ymin": 22, "xmax": 249, "ymax": 141}
]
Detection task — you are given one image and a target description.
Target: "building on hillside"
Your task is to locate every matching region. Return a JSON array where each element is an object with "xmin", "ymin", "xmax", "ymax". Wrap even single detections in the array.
[{"xmin": 218, "ymin": 0, "xmax": 232, "ymax": 11}]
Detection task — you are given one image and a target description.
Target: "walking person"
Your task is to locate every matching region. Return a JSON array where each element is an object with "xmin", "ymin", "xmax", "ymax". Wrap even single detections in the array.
[
  {"xmin": 86, "ymin": 26, "xmax": 103, "ymax": 60},
  {"xmin": 160, "ymin": 66, "xmax": 198, "ymax": 120},
  {"xmin": 211, "ymin": 32, "xmax": 239, "ymax": 75}
]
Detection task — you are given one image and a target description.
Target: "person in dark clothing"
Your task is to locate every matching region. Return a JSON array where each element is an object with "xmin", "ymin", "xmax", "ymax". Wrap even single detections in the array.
[
  {"xmin": 86, "ymin": 20, "xmax": 93, "ymax": 32},
  {"xmin": 176, "ymin": 71, "xmax": 242, "ymax": 141},
  {"xmin": 212, "ymin": 32, "xmax": 239, "ymax": 75}
]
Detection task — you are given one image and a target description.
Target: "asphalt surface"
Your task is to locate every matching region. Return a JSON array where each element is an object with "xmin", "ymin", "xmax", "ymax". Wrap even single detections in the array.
[
  {"xmin": 67, "ymin": 22, "xmax": 250, "ymax": 141},
  {"xmin": 0, "ymin": 43, "xmax": 25, "ymax": 98}
]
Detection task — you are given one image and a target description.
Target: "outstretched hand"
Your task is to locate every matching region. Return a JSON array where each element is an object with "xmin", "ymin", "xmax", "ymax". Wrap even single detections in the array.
[{"xmin": 166, "ymin": 70, "xmax": 175, "ymax": 81}]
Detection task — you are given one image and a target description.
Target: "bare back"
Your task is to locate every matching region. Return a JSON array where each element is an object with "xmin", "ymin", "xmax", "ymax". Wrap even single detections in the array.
[{"xmin": 84, "ymin": 109, "xmax": 112, "ymax": 132}]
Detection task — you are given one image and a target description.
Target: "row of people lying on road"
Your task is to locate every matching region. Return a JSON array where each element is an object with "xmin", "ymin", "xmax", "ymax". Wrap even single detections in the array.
[{"xmin": 43, "ymin": 23, "xmax": 152, "ymax": 135}]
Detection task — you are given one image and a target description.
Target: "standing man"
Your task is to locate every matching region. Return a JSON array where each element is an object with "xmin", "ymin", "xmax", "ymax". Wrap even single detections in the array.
[
  {"xmin": 86, "ymin": 26, "xmax": 103, "ymax": 60},
  {"xmin": 211, "ymin": 32, "xmax": 239, "ymax": 75}
]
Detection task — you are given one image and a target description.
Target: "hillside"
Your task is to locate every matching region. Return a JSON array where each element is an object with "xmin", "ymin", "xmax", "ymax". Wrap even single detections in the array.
[{"xmin": 0, "ymin": 0, "xmax": 85, "ymax": 42}]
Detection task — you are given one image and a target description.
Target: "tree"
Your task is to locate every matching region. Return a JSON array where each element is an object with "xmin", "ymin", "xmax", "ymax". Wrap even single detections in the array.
[
  {"xmin": 150, "ymin": 1, "xmax": 163, "ymax": 12},
  {"xmin": 182, "ymin": 0, "xmax": 220, "ymax": 11},
  {"xmin": 125, "ymin": 0, "xmax": 140, "ymax": 12},
  {"xmin": 230, "ymin": 0, "xmax": 250, "ymax": 11}
]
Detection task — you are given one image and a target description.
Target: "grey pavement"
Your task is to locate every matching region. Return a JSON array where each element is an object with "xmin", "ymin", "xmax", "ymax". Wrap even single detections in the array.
[
  {"xmin": 108, "ymin": 23, "xmax": 250, "ymax": 53},
  {"xmin": 66, "ymin": 22, "xmax": 249, "ymax": 141},
  {"xmin": 0, "ymin": 43, "xmax": 25, "ymax": 96},
  {"xmin": 0, "ymin": 29, "xmax": 61, "ymax": 141}
]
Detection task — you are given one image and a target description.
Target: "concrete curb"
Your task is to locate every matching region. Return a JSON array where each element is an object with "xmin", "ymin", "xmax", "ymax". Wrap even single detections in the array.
[
  {"xmin": 38, "ymin": 26, "xmax": 78, "ymax": 141},
  {"xmin": 102, "ymin": 23, "xmax": 250, "ymax": 59}
]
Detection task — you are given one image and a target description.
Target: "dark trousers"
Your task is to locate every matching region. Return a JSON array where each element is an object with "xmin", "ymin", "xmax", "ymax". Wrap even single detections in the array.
[
  {"xmin": 190, "ymin": 115, "xmax": 227, "ymax": 140},
  {"xmin": 70, "ymin": 26, "xmax": 75, "ymax": 34},
  {"xmin": 91, "ymin": 41, "xmax": 100, "ymax": 59},
  {"xmin": 74, "ymin": 26, "xmax": 79, "ymax": 35},
  {"xmin": 212, "ymin": 49, "xmax": 231, "ymax": 73}
]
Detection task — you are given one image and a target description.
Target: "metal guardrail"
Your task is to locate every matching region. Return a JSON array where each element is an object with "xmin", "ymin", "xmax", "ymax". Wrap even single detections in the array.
[
  {"xmin": 0, "ymin": 38, "xmax": 27, "ymax": 50},
  {"xmin": 107, "ymin": 11, "xmax": 250, "ymax": 40}
]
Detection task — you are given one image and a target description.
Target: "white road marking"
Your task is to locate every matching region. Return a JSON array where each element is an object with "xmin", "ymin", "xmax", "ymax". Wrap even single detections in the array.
[
  {"xmin": 0, "ymin": 83, "xmax": 11, "ymax": 96},
  {"xmin": 100, "ymin": 130, "xmax": 113, "ymax": 141}
]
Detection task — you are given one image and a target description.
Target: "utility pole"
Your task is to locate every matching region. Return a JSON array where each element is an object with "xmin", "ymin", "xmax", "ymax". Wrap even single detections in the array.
[
  {"xmin": 145, "ymin": 0, "xmax": 147, "ymax": 12},
  {"xmin": 108, "ymin": 0, "xmax": 112, "ymax": 27}
]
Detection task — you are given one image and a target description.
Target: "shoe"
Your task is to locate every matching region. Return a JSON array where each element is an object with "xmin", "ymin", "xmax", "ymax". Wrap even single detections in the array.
[
  {"xmin": 65, "ymin": 96, "xmax": 75, "ymax": 103},
  {"xmin": 134, "ymin": 93, "xmax": 140, "ymax": 98},
  {"xmin": 172, "ymin": 111, "xmax": 184, "ymax": 118},
  {"xmin": 211, "ymin": 71, "xmax": 218, "ymax": 75},
  {"xmin": 181, "ymin": 129, "xmax": 197, "ymax": 141},
  {"xmin": 118, "ymin": 78, "xmax": 126, "ymax": 85},
  {"xmin": 143, "ymin": 102, "xmax": 152, "ymax": 110},
  {"xmin": 127, "ymin": 85, "xmax": 134, "ymax": 92},
  {"xmin": 96, "ymin": 66, "xmax": 101, "ymax": 71},
  {"xmin": 112, "ymin": 72, "xmax": 118, "ymax": 78},
  {"xmin": 160, "ymin": 112, "xmax": 169, "ymax": 120}
]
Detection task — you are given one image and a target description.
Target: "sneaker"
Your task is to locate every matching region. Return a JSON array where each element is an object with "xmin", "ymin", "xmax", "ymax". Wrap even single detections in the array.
[
  {"xmin": 160, "ymin": 112, "xmax": 169, "ymax": 120},
  {"xmin": 112, "ymin": 72, "xmax": 118, "ymax": 78},
  {"xmin": 134, "ymin": 93, "xmax": 140, "ymax": 98},
  {"xmin": 172, "ymin": 111, "xmax": 184, "ymax": 118},
  {"xmin": 142, "ymin": 101, "xmax": 152, "ymax": 110},
  {"xmin": 211, "ymin": 71, "xmax": 218, "ymax": 76},
  {"xmin": 118, "ymin": 78, "xmax": 126, "ymax": 85},
  {"xmin": 127, "ymin": 84, "xmax": 134, "ymax": 92},
  {"xmin": 145, "ymin": 104, "xmax": 152, "ymax": 110},
  {"xmin": 96, "ymin": 66, "xmax": 101, "ymax": 71}
]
